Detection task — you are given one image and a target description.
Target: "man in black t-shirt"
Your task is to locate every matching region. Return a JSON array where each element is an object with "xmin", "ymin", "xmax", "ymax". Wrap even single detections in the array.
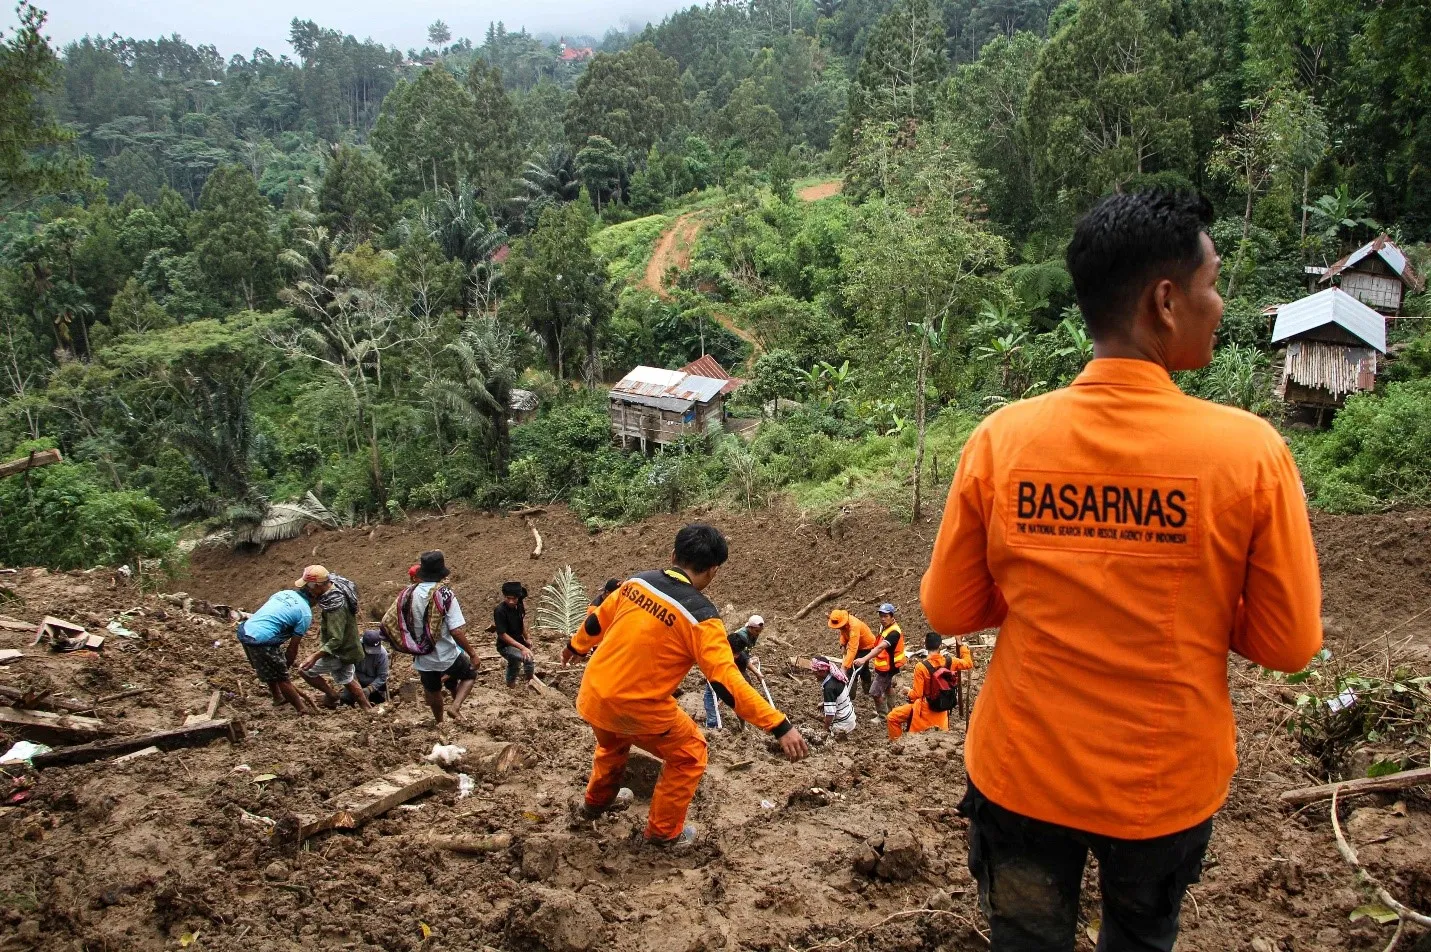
[{"xmin": 495, "ymin": 581, "xmax": 535, "ymax": 687}]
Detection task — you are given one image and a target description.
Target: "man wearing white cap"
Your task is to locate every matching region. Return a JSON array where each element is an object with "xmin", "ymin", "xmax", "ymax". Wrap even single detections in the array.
[{"xmin": 703, "ymin": 614, "xmax": 765, "ymax": 729}]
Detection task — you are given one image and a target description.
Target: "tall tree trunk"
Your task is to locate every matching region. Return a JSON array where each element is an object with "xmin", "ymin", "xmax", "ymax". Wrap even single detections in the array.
[
  {"xmin": 1300, "ymin": 168, "xmax": 1310, "ymax": 244},
  {"xmin": 912, "ymin": 315, "xmax": 931, "ymax": 522}
]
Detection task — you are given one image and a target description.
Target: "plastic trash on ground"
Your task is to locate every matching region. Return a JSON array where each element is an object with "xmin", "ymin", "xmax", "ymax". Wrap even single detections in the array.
[
  {"xmin": 0, "ymin": 741, "xmax": 52, "ymax": 764},
  {"xmin": 423, "ymin": 743, "xmax": 467, "ymax": 766},
  {"xmin": 456, "ymin": 774, "xmax": 475, "ymax": 799}
]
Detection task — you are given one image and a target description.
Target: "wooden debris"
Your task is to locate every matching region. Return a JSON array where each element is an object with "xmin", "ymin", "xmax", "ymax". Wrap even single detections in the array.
[
  {"xmin": 113, "ymin": 746, "xmax": 160, "ymax": 763},
  {"xmin": 95, "ymin": 687, "xmax": 153, "ymax": 705},
  {"xmin": 529, "ymin": 675, "xmax": 566, "ymax": 703},
  {"xmin": 30, "ymin": 718, "xmax": 243, "ymax": 769},
  {"xmin": 1279, "ymin": 766, "xmax": 1431, "ymax": 806},
  {"xmin": 0, "ymin": 615, "xmax": 33, "ymax": 631},
  {"xmin": 0, "ymin": 448, "xmax": 62, "ymax": 480},
  {"xmin": 287, "ymin": 763, "xmax": 457, "ymax": 841},
  {"xmin": 0, "ymin": 685, "xmax": 91, "ymax": 714},
  {"xmin": 183, "ymin": 690, "xmax": 222, "ymax": 726},
  {"xmin": 525, "ymin": 515, "xmax": 543, "ymax": 559},
  {"xmin": 0, "ymin": 649, "xmax": 23, "ymax": 664},
  {"xmin": 439, "ymin": 831, "xmax": 513, "ymax": 855},
  {"xmin": 32, "ymin": 616, "xmax": 103, "ymax": 652},
  {"xmin": 0, "ymin": 707, "xmax": 110, "ymax": 740},
  {"xmin": 793, "ymin": 569, "xmax": 873, "ymax": 620},
  {"xmin": 509, "ymin": 506, "xmax": 545, "ymax": 517},
  {"xmin": 467, "ymin": 742, "xmax": 532, "ymax": 779}
]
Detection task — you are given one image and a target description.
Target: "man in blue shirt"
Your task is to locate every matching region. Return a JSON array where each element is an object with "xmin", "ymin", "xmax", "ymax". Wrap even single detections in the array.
[{"xmin": 236, "ymin": 565, "xmax": 329, "ymax": 714}]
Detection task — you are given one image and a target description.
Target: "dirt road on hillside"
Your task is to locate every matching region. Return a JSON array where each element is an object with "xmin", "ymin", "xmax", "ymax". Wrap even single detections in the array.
[{"xmin": 640, "ymin": 180, "xmax": 844, "ymax": 364}]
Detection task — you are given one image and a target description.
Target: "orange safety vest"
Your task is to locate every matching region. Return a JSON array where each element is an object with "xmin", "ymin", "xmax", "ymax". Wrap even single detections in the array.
[{"xmin": 872, "ymin": 623, "xmax": 906, "ymax": 672}]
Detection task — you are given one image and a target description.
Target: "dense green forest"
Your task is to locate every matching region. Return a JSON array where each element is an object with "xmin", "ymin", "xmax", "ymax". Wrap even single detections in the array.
[{"xmin": 1, "ymin": 0, "xmax": 1429, "ymax": 571}]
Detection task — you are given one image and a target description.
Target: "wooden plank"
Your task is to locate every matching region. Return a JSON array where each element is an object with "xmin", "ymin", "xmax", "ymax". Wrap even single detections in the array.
[
  {"xmin": 183, "ymin": 690, "xmax": 221, "ymax": 726},
  {"xmin": 0, "ymin": 649, "xmax": 23, "ymax": 664},
  {"xmin": 29, "ymin": 719, "xmax": 242, "ymax": 769},
  {"xmin": 0, "ymin": 448, "xmax": 62, "ymax": 480},
  {"xmin": 113, "ymin": 746, "xmax": 160, "ymax": 763},
  {"xmin": 291, "ymin": 763, "xmax": 456, "ymax": 841},
  {"xmin": 528, "ymin": 675, "xmax": 568, "ymax": 704},
  {"xmin": 1278, "ymin": 766, "xmax": 1431, "ymax": 806},
  {"xmin": 0, "ymin": 707, "xmax": 110, "ymax": 739}
]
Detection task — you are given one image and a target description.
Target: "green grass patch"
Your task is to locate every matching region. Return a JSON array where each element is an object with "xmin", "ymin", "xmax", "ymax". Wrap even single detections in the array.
[
  {"xmin": 593, "ymin": 213, "xmax": 672, "ymax": 284},
  {"xmin": 785, "ymin": 411, "xmax": 979, "ymax": 520}
]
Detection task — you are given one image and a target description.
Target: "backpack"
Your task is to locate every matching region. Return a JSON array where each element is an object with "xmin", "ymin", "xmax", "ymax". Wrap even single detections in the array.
[
  {"xmin": 380, "ymin": 584, "xmax": 455, "ymax": 656},
  {"xmin": 922, "ymin": 658, "xmax": 961, "ymax": 713}
]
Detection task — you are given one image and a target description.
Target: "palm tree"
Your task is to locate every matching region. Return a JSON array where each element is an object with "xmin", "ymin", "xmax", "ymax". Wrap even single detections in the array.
[
  {"xmin": 423, "ymin": 180, "xmax": 508, "ymax": 316},
  {"xmin": 512, "ymin": 146, "xmax": 580, "ymax": 226},
  {"xmin": 439, "ymin": 318, "xmax": 522, "ymax": 478}
]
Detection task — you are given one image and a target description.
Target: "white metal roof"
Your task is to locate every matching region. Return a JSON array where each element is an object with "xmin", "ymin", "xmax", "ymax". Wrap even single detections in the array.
[{"xmin": 1271, "ymin": 287, "xmax": 1387, "ymax": 353}]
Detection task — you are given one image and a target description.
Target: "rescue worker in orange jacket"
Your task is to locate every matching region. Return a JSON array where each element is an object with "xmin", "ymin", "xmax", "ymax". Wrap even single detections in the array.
[
  {"xmin": 854, "ymin": 603, "xmax": 906, "ymax": 716},
  {"xmin": 829, "ymin": 609, "xmax": 877, "ymax": 697},
  {"xmin": 887, "ymin": 632, "xmax": 973, "ymax": 740},
  {"xmin": 921, "ymin": 189, "xmax": 1322, "ymax": 952},
  {"xmin": 562, "ymin": 524, "xmax": 809, "ymax": 844}
]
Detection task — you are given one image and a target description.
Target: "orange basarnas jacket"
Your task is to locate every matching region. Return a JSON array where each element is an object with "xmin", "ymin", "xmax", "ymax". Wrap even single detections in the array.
[
  {"xmin": 922, "ymin": 358, "xmax": 1322, "ymax": 839},
  {"xmin": 572, "ymin": 569, "xmax": 789, "ymax": 737}
]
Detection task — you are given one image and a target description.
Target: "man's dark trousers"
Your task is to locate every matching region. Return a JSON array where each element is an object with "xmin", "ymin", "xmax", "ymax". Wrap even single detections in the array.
[{"xmin": 961, "ymin": 782, "xmax": 1212, "ymax": 952}]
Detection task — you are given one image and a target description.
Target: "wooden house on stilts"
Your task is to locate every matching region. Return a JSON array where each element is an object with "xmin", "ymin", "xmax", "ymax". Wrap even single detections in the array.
[{"xmin": 1271, "ymin": 287, "xmax": 1386, "ymax": 414}]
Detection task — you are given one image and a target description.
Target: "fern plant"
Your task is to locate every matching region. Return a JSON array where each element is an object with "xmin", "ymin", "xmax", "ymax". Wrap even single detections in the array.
[{"xmin": 536, "ymin": 566, "xmax": 589, "ymax": 637}]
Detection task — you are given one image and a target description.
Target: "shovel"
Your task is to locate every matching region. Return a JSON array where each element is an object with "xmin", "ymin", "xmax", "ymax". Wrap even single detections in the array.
[{"xmin": 750, "ymin": 657, "xmax": 776, "ymax": 708}]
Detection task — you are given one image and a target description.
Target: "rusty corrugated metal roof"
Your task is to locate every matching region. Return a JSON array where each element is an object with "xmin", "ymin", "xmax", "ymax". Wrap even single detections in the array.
[
  {"xmin": 610, "ymin": 366, "xmax": 729, "ymax": 409},
  {"xmin": 1322, "ymin": 234, "xmax": 1425, "ymax": 292}
]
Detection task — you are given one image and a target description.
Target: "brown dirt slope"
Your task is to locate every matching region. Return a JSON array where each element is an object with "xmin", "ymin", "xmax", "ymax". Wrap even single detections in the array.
[{"xmin": 0, "ymin": 503, "xmax": 1425, "ymax": 951}]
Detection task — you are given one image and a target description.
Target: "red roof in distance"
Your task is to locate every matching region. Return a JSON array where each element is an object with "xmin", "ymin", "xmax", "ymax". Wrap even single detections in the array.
[{"xmin": 679, "ymin": 354, "xmax": 745, "ymax": 395}]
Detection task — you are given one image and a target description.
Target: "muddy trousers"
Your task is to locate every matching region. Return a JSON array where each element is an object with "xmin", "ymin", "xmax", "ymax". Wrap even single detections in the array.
[
  {"xmin": 961, "ymin": 782, "xmax": 1212, "ymax": 952},
  {"xmin": 585, "ymin": 713, "xmax": 708, "ymax": 842}
]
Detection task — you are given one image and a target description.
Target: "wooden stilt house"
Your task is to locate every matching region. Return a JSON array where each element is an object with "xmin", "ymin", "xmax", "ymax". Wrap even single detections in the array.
[
  {"xmin": 608, "ymin": 366, "xmax": 731, "ymax": 451},
  {"xmin": 1271, "ymin": 287, "xmax": 1387, "ymax": 410},
  {"xmin": 1318, "ymin": 234, "xmax": 1424, "ymax": 316}
]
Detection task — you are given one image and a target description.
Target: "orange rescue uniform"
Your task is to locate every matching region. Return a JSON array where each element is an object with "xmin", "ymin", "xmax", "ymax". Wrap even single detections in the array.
[
  {"xmin": 922, "ymin": 358, "xmax": 1322, "ymax": 839},
  {"xmin": 837, "ymin": 616, "xmax": 878, "ymax": 670},
  {"xmin": 570, "ymin": 568, "xmax": 791, "ymax": 840},
  {"xmin": 886, "ymin": 645, "xmax": 973, "ymax": 740}
]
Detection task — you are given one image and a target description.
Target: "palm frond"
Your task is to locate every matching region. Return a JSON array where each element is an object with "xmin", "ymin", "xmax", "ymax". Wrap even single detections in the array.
[{"xmin": 536, "ymin": 566, "xmax": 589, "ymax": 637}]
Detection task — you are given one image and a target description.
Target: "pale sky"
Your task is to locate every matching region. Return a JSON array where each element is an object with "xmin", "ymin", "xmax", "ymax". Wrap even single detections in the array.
[{"xmin": 28, "ymin": 1, "xmax": 689, "ymax": 57}]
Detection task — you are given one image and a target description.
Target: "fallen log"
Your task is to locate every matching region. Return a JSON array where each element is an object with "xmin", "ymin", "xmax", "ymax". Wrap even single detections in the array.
[
  {"xmin": 525, "ymin": 515, "xmax": 543, "ymax": 559},
  {"xmin": 30, "ymin": 718, "xmax": 243, "ymax": 769},
  {"xmin": 1279, "ymin": 766, "xmax": 1431, "ymax": 806},
  {"xmin": 793, "ymin": 569, "xmax": 873, "ymax": 620},
  {"xmin": 286, "ymin": 763, "xmax": 456, "ymax": 841},
  {"xmin": 0, "ymin": 685, "xmax": 93, "ymax": 714},
  {"xmin": 0, "ymin": 448, "xmax": 62, "ymax": 480},
  {"xmin": 0, "ymin": 707, "xmax": 110, "ymax": 740}
]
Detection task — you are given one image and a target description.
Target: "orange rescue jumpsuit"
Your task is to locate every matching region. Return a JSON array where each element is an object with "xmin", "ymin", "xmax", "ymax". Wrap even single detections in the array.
[
  {"xmin": 836, "ymin": 615, "xmax": 878, "ymax": 670},
  {"xmin": 570, "ymin": 568, "xmax": 791, "ymax": 841},
  {"xmin": 921, "ymin": 358, "xmax": 1322, "ymax": 839},
  {"xmin": 886, "ymin": 646, "xmax": 973, "ymax": 739}
]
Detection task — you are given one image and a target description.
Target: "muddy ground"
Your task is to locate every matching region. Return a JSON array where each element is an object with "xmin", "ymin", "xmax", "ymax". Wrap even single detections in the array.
[{"xmin": 0, "ymin": 503, "xmax": 1428, "ymax": 951}]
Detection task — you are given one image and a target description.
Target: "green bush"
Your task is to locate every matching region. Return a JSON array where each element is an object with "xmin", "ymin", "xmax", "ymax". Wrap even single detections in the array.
[
  {"xmin": 0, "ymin": 443, "xmax": 176, "ymax": 570},
  {"xmin": 1293, "ymin": 379, "xmax": 1431, "ymax": 512}
]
